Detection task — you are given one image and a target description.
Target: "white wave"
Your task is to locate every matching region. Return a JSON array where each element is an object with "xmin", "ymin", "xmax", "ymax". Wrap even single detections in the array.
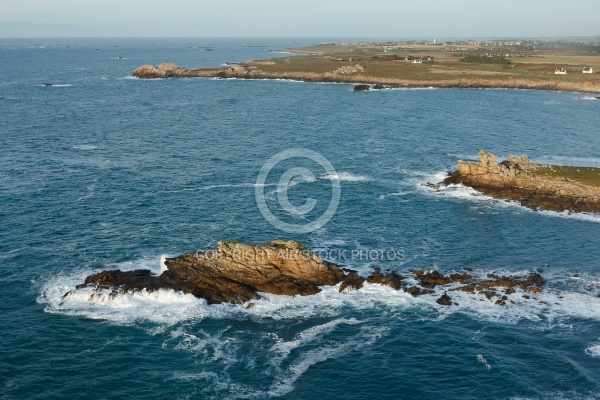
[
  {"xmin": 73, "ymin": 145, "xmax": 98, "ymax": 151},
  {"xmin": 476, "ymin": 354, "xmax": 491, "ymax": 371},
  {"xmin": 585, "ymin": 343, "xmax": 600, "ymax": 357},
  {"xmin": 38, "ymin": 256, "xmax": 210, "ymax": 325},
  {"xmin": 578, "ymin": 95, "xmax": 599, "ymax": 101},
  {"xmin": 321, "ymin": 172, "xmax": 369, "ymax": 182},
  {"xmin": 160, "ymin": 255, "xmax": 169, "ymax": 273},
  {"xmin": 267, "ymin": 324, "xmax": 388, "ymax": 398},
  {"xmin": 39, "ymin": 259, "xmax": 600, "ymax": 329},
  {"xmin": 379, "ymin": 190, "xmax": 413, "ymax": 200},
  {"xmin": 159, "ymin": 182, "xmax": 274, "ymax": 195},
  {"xmin": 269, "ymin": 318, "xmax": 360, "ymax": 360},
  {"xmin": 386, "ymin": 86, "xmax": 438, "ymax": 91}
]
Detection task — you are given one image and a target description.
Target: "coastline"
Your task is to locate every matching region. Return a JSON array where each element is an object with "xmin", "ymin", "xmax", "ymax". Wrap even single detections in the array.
[{"xmin": 132, "ymin": 63, "xmax": 600, "ymax": 94}]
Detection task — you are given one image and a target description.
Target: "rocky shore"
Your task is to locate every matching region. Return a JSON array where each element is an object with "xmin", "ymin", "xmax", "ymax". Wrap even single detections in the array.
[
  {"xmin": 132, "ymin": 63, "xmax": 600, "ymax": 94},
  {"xmin": 440, "ymin": 151, "xmax": 600, "ymax": 213},
  {"xmin": 70, "ymin": 240, "xmax": 545, "ymax": 306}
]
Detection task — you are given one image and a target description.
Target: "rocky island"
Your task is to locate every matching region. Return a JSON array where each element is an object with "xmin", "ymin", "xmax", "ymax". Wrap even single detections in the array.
[
  {"xmin": 71, "ymin": 240, "xmax": 545, "ymax": 306},
  {"xmin": 440, "ymin": 150, "xmax": 600, "ymax": 213},
  {"xmin": 131, "ymin": 41, "xmax": 600, "ymax": 93}
]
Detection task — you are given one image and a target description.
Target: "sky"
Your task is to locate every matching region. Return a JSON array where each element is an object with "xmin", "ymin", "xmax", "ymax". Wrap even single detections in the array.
[{"xmin": 0, "ymin": 0, "xmax": 599, "ymax": 38}]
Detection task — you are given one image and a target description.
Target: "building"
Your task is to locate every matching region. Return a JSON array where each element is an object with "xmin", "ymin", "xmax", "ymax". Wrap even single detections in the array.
[
  {"xmin": 412, "ymin": 59, "xmax": 423, "ymax": 64},
  {"xmin": 554, "ymin": 68, "xmax": 567, "ymax": 75},
  {"xmin": 583, "ymin": 67, "xmax": 593, "ymax": 74}
]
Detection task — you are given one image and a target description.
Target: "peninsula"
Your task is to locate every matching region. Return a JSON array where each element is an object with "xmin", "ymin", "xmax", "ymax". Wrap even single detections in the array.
[
  {"xmin": 133, "ymin": 40, "xmax": 600, "ymax": 93},
  {"xmin": 440, "ymin": 151, "xmax": 600, "ymax": 213}
]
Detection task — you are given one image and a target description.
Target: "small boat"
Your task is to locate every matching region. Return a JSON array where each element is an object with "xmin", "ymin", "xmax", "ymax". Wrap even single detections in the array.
[{"xmin": 42, "ymin": 83, "xmax": 52, "ymax": 87}]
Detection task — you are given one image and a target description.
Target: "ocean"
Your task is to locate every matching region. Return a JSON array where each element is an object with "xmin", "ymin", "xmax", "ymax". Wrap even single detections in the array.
[{"xmin": 1, "ymin": 38, "xmax": 600, "ymax": 399}]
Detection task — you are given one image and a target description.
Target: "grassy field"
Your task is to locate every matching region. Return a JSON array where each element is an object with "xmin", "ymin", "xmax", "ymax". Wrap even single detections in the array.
[
  {"xmin": 532, "ymin": 165, "xmax": 600, "ymax": 187},
  {"xmin": 244, "ymin": 42, "xmax": 600, "ymax": 84}
]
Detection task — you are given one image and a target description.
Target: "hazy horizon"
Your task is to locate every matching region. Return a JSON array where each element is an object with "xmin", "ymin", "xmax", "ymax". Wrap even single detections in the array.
[{"xmin": 1, "ymin": 0, "xmax": 599, "ymax": 38}]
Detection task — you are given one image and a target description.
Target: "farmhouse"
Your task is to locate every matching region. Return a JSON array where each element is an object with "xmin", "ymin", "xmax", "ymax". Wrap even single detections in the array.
[
  {"xmin": 554, "ymin": 68, "xmax": 567, "ymax": 75},
  {"xmin": 582, "ymin": 67, "xmax": 593, "ymax": 74}
]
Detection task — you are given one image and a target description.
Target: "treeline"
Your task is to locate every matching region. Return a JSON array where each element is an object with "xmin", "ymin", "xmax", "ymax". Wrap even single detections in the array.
[{"xmin": 460, "ymin": 55, "xmax": 511, "ymax": 66}]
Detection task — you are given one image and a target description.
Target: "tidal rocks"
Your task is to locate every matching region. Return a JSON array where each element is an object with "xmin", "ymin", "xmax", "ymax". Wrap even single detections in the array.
[
  {"xmin": 366, "ymin": 267, "xmax": 405, "ymax": 290},
  {"xmin": 440, "ymin": 150, "xmax": 600, "ymax": 213},
  {"xmin": 72, "ymin": 240, "xmax": 547, "ymax": 306}
]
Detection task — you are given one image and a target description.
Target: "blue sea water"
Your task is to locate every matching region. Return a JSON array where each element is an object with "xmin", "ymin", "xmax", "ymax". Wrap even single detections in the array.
[{"xmin": 1, "ymin": 38, "xmax": 600, "ymax": 399}]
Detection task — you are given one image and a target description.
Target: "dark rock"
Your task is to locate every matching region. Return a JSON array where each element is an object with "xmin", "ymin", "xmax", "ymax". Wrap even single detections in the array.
[
  {"xmin": 366, "ymin": 267, "xmax": 405, "ymax": 290},
  {"xmin": 526, "ymin": 273, "xmax": 545, "ymax": 286},
  {"xmin": 373, "ymin": 83, "xmax": 384, "ymax": 90},
  {"xmin": 339, "ymin": 272, "xmax": 365, "ymax": 293},
  {"xmin": 436, "ymin": 294, "xmax": 453, "ymax": 306},
  {"xmin": 353, "ymin": 84, "xmax": 370, "ymax": 91},
  {"xmin": 406, "ymin": 286, "xmax": 422, "ymax": 296},
  {"xmin": 412, "ymin": 270, "xmax": 474, "ymax": 288}
]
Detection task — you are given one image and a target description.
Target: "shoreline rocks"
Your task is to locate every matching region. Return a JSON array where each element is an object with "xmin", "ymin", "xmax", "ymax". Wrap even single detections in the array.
[
  {"xmin": 131, "ymin": 63, "xmax": 600, "ymax": 94},
  {"xmin": 71, "ymin": 240, "xmax": 546, "ymax": 306},
  {"xmin": 439, "ymin": 150, "xmax": 600, "ymax": 213}
]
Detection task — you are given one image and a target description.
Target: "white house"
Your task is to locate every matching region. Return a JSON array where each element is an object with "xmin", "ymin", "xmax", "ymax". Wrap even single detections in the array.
[
  {"xmin": 555, "ymin": 68, "xmax": 567, "ymax": 75},
  {"xmin": 582, "ymin": 67, "xmax": 593, "ymax": 74},
  {"xmin": 412, "ymin": 59, "xmax": 423, "ymax": 64}
]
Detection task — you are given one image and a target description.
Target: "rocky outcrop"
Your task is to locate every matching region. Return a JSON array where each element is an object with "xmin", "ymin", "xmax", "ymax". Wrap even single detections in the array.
[
  {"xmin": 132, "ymin": 63, "xmax": 184, "ymax": 79},
  {"xmin": 78, "ymin": 240, "xmax": 345, "ymax": 304},
  {"xmin": 441, "ymin": 150, "xmax": 600, "ymax": 213},
  {"xmin": 71, "ymin": 240, "xmax": 548, "ymax": 306}
]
